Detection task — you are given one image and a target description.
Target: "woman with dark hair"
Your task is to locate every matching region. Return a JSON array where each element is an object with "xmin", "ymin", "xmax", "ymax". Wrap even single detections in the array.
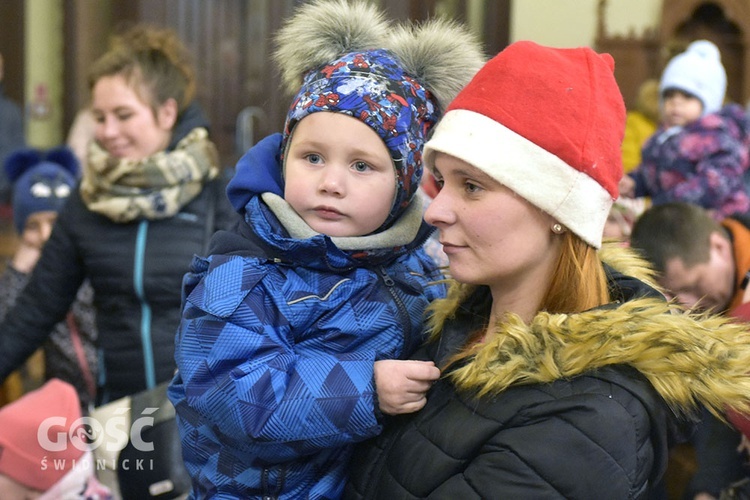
[{"xmin": 0, "ymin": 25, "xmax": 237, "ymax": 403}]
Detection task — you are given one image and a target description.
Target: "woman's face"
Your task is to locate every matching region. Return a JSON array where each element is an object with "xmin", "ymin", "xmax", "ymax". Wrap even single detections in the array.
[
  {"xmin": 425, "ymin": 153, "xmax": 560, "ymax": 292},
  {"xmin": 91, "ymin": 75, "xmax": 177, "ymax": 161}
]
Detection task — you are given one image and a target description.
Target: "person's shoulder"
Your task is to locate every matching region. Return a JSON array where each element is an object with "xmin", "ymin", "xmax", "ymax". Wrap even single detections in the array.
[
  {"xmin": 0, "ymin": 94, "xmax": 23, "ymax": 127},
  {"xmin": 694, "ymin": 104, "xmax": 748, "ymax": 132},
  {"xmin": 187, "ymin": 252, "xmax": 274, "ymax": 316},
  {"xmin": 0, "ymin": 93, "xmax": 21, "ymax": 109}
]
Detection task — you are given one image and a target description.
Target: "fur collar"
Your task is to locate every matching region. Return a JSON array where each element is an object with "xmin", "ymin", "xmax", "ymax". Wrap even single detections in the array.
[{"xmin": 428, "ymin": 244, "xmax": 750, "ymax": 419}]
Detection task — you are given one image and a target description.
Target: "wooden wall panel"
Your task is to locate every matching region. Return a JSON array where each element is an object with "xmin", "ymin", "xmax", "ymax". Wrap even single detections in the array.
[
  {"xmin": 64, "ymin": 0, "xmax": 509, "ymax": 167},
  {"xmin": 0, "ymin": 0, "xmax": 26, "ymax": 107}
]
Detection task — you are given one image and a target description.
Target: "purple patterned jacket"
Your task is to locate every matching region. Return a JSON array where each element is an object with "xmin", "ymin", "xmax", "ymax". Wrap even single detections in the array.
[{"xmin": 630, "ymin": 103, "xmax": 750, "ymax": 218}]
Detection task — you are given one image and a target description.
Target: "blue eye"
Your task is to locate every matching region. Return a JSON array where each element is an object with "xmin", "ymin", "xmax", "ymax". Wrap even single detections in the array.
[
  {"xmin": 306, "ymin": 154, "xmax": 322, "ymax": 164},
  {"xmin": 353, "ymin": 161, "xmax": 370, "ymax": 172}
]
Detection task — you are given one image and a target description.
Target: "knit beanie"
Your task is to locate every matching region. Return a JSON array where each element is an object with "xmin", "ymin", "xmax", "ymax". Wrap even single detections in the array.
[
  {"xmin": 272, "ymin": 0, "xmax": 484, "ymax": 231},
  {"xmin": 659, "ymin": 40, "xmax": 726, "ymax": 116},
  {"xmin": 423, "ymin": 41, "xmax": 626, "ymax": 248},
  {"xmin": 0, "ymin": 379, "xmax": 85, "ymax": 491},
  {"xmin": 4, "ymin": 147, "xmax": 79, "ymax": 233}
]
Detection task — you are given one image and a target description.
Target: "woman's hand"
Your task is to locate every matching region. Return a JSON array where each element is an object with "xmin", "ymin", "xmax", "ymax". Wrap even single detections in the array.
[{"xmin": 374, "ymin": 359, "xmax": 440, "ymax": 415}]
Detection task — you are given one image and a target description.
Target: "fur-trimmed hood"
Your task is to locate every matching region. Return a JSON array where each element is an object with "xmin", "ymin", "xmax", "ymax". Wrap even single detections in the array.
[{"xmin": 428, "ymin": 245, "xmax": 750, "ymax": 421}]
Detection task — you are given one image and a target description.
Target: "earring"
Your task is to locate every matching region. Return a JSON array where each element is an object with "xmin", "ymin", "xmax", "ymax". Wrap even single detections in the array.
[{"xmin": 552, "ymin": 223, "xmax": 564, "ymax": 234}]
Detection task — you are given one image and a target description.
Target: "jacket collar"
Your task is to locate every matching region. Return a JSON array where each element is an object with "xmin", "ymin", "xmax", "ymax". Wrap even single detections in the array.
[{"xmin": 429, "ymin": 245, "xmax": 750, "ymax": 421}]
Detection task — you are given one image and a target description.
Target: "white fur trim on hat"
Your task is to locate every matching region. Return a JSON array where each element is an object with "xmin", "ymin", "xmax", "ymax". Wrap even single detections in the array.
[{"xmin": 424, "ymin": 109, "xmax": 613, "ymax": 248}]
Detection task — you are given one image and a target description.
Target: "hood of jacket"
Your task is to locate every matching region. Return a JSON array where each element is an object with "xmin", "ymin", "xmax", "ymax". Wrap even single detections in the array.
[
  {"xmin": 168, "ymin": 101, "xmax": 211, "ymax": 151},
  {"xmin": 208, "ymin": 191, "xmax": 435, "ymax": 271},
  {"xmin": 428, "ymin": 244, "xmax": 750, "ymax": 421}
]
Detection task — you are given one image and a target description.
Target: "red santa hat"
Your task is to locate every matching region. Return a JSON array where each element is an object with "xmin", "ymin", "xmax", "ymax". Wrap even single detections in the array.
[
  {"xmin": 424, "ymin": 40, "xmax": 626, "ymax": 248},
  {"xmin": 0, "ymin": 379, "xmax": 85, "ymax": 491}
]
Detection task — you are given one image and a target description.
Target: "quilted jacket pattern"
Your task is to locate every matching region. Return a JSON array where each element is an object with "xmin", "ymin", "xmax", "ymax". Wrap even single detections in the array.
[
  {"xmin": 346, "ymin": 248, "xmax": 750, "ymax": 498},
  {"xmin": 631, "ymin": 103, "xmax": 750, "ymax": 218},
  {"xmin": 170, "ymin": 194, "xmax": 446, "ymax": 499}
]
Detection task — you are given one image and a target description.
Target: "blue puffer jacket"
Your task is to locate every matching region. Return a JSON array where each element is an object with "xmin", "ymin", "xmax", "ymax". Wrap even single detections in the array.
[{"xmin": 169, "ymin": 135, "xmax": 446, "ymax": 499}]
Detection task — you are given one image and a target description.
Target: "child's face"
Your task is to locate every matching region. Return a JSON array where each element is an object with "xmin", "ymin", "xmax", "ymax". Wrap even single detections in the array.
[
  {"xmin": 21, "ymin": 211, "xmax": 57, "ymax": 251},
  {"xmin": 662, "ymin": 89, "xmax": 703, "ymax": 127},
  {"xmin": 284, "ymin": 112, "xmax": 397, "ymax": 237}
]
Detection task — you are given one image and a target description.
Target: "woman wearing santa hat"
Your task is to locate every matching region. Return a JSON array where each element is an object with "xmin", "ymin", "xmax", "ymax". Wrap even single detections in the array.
[{"xmin": 345, "ymin": 41, "xmax": 750, "ymax": 498}]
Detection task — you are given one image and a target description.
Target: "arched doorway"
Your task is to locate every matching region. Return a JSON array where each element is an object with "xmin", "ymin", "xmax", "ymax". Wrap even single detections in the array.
[{"xmin": 662, "ymin": 0, "xmax": 750, "ymax": 105}]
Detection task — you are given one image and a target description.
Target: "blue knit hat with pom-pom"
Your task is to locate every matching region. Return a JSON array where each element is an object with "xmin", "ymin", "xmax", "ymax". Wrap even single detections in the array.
[
  {"xmin": 269, "ymin": 0, "xmax": 484, "ymax": 231},
  {"xmin": 4, "ymin": 147, "xmax": 79, "ymax": 233}
]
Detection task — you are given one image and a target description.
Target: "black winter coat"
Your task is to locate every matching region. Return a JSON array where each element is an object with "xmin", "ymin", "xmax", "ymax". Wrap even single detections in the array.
[
  {"xmin": 0, "ymin": 177, "xmax": 237, "ymax": 402},
  {"xmin": 345, "ymin": 249, "xmax": 750, "ymax": 499},
  {"xmin": 0, "ymin": 105, "xmax": 238, "ymax": 402}
]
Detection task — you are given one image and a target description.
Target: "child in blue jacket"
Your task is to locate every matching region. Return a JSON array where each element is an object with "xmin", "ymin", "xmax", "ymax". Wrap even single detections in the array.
[{"xmin": 168, "ymin": 1, "xmax": 484, "ymax": 498}]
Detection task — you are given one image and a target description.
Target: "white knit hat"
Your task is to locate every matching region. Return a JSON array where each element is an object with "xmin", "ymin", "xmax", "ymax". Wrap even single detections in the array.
[{"xmin": 659, "ymin": 40, "xmax": 726, "ymax": 116}]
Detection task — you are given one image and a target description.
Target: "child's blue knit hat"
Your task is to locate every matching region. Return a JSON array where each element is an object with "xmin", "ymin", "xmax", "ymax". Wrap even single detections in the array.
[
  {"xmin": 660, "ymin": 40, "xmax": 726, "ymax": 116},
  {"xmin": 4, "ymin": 147, "xmax": 79, "ymax": 233},
  {"xmin": 273, "ymin": 0, "xmax": 484, "ymax": 231}
]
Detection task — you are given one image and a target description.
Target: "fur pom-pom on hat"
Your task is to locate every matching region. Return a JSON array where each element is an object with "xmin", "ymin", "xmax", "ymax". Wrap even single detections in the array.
[
  {"xmin": 4, "ymin": 146, "xmax": 79, "ymax": 233},
  {"xmin": 424, "ymin": 41, "xmax": 626, "ymax": 249},
  {"xmin": 274, "ymin": 0, "xmax": 390, "ymax": 94},
  {"xmin": 385, "ymin": 18, "xmax": 486, "ymax": 111},
  {"xmin": 272, "ymin": 0, "xmax": 485, "ymax": 230}
]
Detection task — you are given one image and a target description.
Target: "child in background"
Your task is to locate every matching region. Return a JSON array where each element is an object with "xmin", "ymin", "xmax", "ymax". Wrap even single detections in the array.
[
  {"xmin": 168, "ymin": 0, "xmax": 484, "ymax": 498},
  {"xmin": 0, "ymin": 378, "xmax": 111, "ymax": 499},
  {"xmin": 621, "ymin": 78, "xmax": 660, "ymax": 174},
  {"xmin": 620, "ymin": 40, "xmax": 750, "ymax": 219},
  {"xmin": 0, "ymin": 148, "xmax": 98, "ymax": 412}
]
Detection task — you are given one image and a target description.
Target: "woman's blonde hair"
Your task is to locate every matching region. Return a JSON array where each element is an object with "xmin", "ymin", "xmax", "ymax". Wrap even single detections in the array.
[
  {"xmin": 87, "ymin": 24, "xmax": 196, "ymax": 113},
  {"xmin": 440, "ymin": 232, "xmax": 610, "ymax": 369},
  {"xmin": 541, "ymin": 231, "xmax": 610, "ymax": 314}
]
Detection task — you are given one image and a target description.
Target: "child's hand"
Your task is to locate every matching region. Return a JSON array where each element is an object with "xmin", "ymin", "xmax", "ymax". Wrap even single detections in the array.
[
  {"xmin": 618, "ymin": 175, "xmax": 636, "ymax": 198},
  {"xmin": 10, "ymin": 240, "xmax": 42, "ymax": 274},
  {"xmin": 374, "ymin": 359, "xmax": 440, "ymax": 415}
]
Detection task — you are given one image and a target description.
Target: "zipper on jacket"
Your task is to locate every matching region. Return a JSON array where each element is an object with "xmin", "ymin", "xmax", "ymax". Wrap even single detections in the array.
[
  {"xmin": 261, "ymin": 464, "xmax": 286, "ymax": 499},
  {"xmin": 134, "ymin": 220, "xmax": 156, "ymax": 389},
  {"xmin": 261, "ymin": 467, "xmax": 275, "ymax": 500},
  {"xmin": 378, "ymin": 266, "xmax": 413, "ymax": 353}
]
